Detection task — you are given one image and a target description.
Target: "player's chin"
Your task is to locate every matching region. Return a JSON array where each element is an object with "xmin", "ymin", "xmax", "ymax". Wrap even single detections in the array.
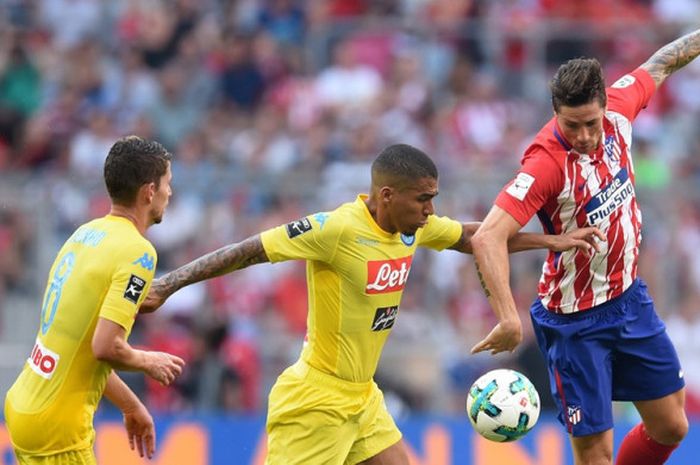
[{"xmin": 403, "ymin": 225, "xmax": 421, "ymax": 235}]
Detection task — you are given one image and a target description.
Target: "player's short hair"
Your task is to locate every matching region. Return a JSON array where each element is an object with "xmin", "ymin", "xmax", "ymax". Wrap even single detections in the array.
[
  {"xmin": 104, "ymin": 136, "xmax": 172, "ymax": 206},
  {"xmin": 372, "ymin": 144, "xmax": 438, "ymax": 186},
  {"xmin": 550, "ymin": 58, "xmax": 607, "ymax": 112}
]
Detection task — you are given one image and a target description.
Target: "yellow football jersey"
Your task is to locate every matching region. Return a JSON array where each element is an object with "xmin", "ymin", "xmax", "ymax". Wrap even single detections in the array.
[
  {"xmin": 4, "ymin": 215, "xmax": 156, "ymax": 454},
  {"xmin": 260, "ymin": 195, "xmax": 462, "ymax": 382}
]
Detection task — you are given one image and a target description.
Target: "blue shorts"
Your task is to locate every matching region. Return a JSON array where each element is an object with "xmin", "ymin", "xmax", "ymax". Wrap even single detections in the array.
[{"xmin": 530, "ymin": 278, "xmax": 684, "ymax": 437}]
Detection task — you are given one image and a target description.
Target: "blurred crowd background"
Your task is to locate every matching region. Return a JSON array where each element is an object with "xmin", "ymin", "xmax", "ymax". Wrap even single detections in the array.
[{"xmin": 2, "ymin": 0, "xmax": 700, "ymax": 421}]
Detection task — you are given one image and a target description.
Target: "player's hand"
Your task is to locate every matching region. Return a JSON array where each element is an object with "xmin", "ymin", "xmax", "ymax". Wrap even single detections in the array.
[
  {"xmin": 144, "ymin": 351, "xmax": 185, "ymax": 386},
  {"xmin": 551, "ymin": 227, "xmax": 606, "ymax": 257},
  {"xmin": 470, "ymin": 319, "xmax": 522, "ymax": 355},
  {"xmin": 122, "ymin": 401, "xmax": 156, "ymax": 459},
  {"xmin": 140, "ymin": 279, "xmax": 169, "ymax": 314}
]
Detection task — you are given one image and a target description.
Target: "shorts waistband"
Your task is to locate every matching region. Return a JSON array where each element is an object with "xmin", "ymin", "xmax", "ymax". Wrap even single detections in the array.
[
  {"xmin": 533, "ymin": 278, "xmax": 642, "ymax": 321},
  {"xmin": 290, "ymin": 359, "xmax": 373, "ymax": 396}
]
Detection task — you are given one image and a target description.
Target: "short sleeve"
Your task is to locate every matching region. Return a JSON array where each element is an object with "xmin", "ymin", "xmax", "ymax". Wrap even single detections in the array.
[
  {"xmin": 495, "ymin": 148, "xmax": 563, "ymax": 226},
  {"xmin": 606, "ymin": 68, "xmax": 656, "ymax": 121},
  {"xmin": 99, "ymin": 243, "xmax": 157, "ymax": 334},
  {"xmin": 417, "ymin": 214, "xmax": 463, "ymax": 251},
  {"xmin": 260, "ymin": 212, "xmax": 343, "ymax": 263}
]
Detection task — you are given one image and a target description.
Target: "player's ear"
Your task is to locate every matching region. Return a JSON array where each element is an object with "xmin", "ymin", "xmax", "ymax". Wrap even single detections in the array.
[
  {"xmin": 379, "ymin": 186, "xmax": 393, "ymax": 204},
  {"xmin": 141, "ymin": 182, "xmax": 156, "ymax": 204}
]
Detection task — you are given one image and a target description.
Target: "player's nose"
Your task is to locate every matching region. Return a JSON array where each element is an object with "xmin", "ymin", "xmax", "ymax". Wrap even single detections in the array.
[{"xmin": 423, "ymin": 200, "xmax": 434, "ymax": 216}]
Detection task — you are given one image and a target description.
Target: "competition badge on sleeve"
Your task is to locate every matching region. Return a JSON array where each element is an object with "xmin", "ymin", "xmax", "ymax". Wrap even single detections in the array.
[{"xmin": 123, "ymin": 275, "xmax": 146, "ymax": 304}]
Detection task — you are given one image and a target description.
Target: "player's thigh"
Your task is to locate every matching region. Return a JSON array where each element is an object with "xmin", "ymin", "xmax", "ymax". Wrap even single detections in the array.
[
  {"xmin": 346, "ymin": 383, "xmax": 403, "ymax": 465},
  {"xmin": 265, "ymin": 411, "xmax": 357, "ymax": 465},
  {"xmin": 634, "ymin": 388, "xmax": 688, "ymax": 445},
  {"xmin": 265, "ymin": 370, "xmax": 357, "ymax": 465},
  {"xmin": 530, "ymin": 300, "xmax": 616, "ymax": 437},
  {"xmin": 356, "ymin": 440, "xmax": 409, "ymax": 465},
  {"xmin": 612, "ymin": 284, "xmax": 684, "ymax": 402},
  {"xmin": 569, "ymin": 429, "xmax": 614, "ymax": 465},
  {"xmin": 14, "ymin": 448, "xmax": 96, "ymax": 465}
]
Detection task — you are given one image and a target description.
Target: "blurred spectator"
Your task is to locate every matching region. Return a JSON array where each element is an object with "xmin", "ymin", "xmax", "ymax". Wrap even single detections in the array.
[
  {"xmin": 148, "ymin": 62, "xmax": 204, "ymax": 149},
  {"xmin": 176, "ymin": 322, "xmax": 245, "ymax": 413},
  {"xmin": 0, "ymin": 208, "xmax": 31, "ymax": 295},
  {"xmin": 68, "ymin": 109, "xmax": 117, "ymax": 177},
  {"xmin": 0, "ymin": 40, "xmax": 41, "ymax": 118},
  {"xmin": 315, "ymin": 38, "xmax": 383, "ymax": 115},
  {"xmin": 39, "ymin": 0, "xmax": 101, "ymax": 51},
  {"xmin": 257, "ymin": 0, "xmax": 306, "ymax": 46},
  {"xmin": 220, "ymin": 34, "xmax": 267, "ymax": 112}
]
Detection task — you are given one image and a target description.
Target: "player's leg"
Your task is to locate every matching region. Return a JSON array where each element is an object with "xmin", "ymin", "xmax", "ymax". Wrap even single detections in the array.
[
  {"xmin": 611, "ymin": 280, "xmax": 687, "ymax": 465},
  {"xmin": 356, "ymin": 440, "xmax": 409, "ymax": 465},
  {"xmin": 615, "ymin": 389, "xmax": 687, "ymax": 465},
  {"xmin": 14, "ymin": 448, "xmax": 97, "ymax": 465},
  {"xmin": 346, "ymin": 382, "xmax": 405, "ymax": 465},
  {"xmin": 529, "ymin": 298, "xmax": 620, "ymax": 465},
  {"xmin": 634, "ymin": 388, "xmax": 688, "ymax": 445},
  {"xmin": 570, "ymin": 429, "xmax": 614, "ymax": 465},
  {"xmin": 264, "ymin": 364, "xmax": 357, "ymax": 465}
]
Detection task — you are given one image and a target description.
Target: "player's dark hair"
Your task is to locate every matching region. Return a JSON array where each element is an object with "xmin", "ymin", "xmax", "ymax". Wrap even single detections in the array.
[
  {"xmin": 104, "ymin": 136, "xmax": 172, "ymax": 206},
  {"xmin": 550, "ymin": 58, "xmax": 607, "ymax": 112},
  {"xmin": 372, "ymin": 144, "xmax": 438, "ymax": 184}
]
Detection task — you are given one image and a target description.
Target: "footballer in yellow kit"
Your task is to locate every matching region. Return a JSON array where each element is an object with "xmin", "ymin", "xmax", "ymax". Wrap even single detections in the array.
[
  {"xmin": 4, "ymin": 215, "xmax": 156, "ymax": 458},
  {"xmin": 260, "ymin": 195, "xmax": 463, "ymax": 464}
]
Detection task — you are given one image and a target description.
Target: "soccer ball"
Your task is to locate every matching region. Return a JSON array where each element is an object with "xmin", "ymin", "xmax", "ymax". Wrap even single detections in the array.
[{"xmin": 466, "ymin": 368, "xmax": 540, "ymax": 442}]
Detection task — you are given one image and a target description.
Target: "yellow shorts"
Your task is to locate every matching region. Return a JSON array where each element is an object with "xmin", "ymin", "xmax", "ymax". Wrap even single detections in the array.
[
  {"xmin": 265, "ymin": 360, "xmax": 402, "ymax": 465},
  {"xmin": 13, "ymin": 448, "xmax": 96, "ymax": 465}
]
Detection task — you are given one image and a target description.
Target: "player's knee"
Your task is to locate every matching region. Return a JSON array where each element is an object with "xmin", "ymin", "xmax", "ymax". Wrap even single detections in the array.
[
  {"xmin": 649, "ymin": 415, "xmax": 688, "ymax": 445},
  {"xmin": 578, "ymin": 449, "xmax": 612, "ymax": 465},
  {"xmin": 663, "ymin": 416, "xmax": 689, "ymax": 444},
  {"xmin": 575, "ymin": 441, "xmax": 613, "ymax": 465}
]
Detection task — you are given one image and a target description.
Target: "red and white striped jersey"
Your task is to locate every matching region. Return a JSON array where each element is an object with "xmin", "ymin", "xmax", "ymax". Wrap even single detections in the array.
[{"xmin": 496, "ymin": 68, "xmax": 656, "ymax": 314}]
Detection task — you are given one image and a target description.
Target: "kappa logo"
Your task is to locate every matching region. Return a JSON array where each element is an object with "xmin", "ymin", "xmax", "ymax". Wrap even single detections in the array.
[
  {"xmin": 371, "ymin": 306, "xmax": 399, "ymax": 331},
  {"xmin": 313, "ymin": 212, "xmax": 329, "ymax": 230},
  {"xmin": 366, "ymin": 256, "xmax": 413, "ymax": 294},
  {"xmin": 567, "ymin": 406, "xmax": 582, "ymax": 425},
  {"xmin": 286, "ymin": 217, "xmax": 313, "ymax": 238},
  {"xmin": 132, "ymin": 253, "xmax": 155, "ymax": 271},
  {"xmin": 123, "ymin": 274, "xmax": 146, "ymax": 304}
]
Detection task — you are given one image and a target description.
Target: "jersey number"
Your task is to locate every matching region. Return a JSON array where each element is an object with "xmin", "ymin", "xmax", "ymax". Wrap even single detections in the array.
[{"xmin": 40, "ymin": 252, "xmax": 75, "ymax": 335}]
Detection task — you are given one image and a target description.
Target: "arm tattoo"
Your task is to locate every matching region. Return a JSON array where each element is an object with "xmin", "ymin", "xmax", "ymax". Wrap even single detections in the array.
[
  {"xmin": 642, "ymin": 29, "xmax": 700, "ymax": 86},
  {"xmin": 475, "ymin": 260, "xmax": 491, "ymax": 298},
  {"xmin": 159, "ymin": 235, "xmax": 269, "ymax": 295}
]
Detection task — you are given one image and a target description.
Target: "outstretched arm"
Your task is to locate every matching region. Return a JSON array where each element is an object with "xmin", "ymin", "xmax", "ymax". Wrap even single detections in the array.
[
  {"xmin": 449, "ymin": 222, "xmax": 604, "ymax": 255},
  {"xmin": 641, "ymin": 28, "xmax": 700, "ymax": 88},
  {"xmin": 140, "ymin": 234, "xmax": 269, "ymax": 313}
]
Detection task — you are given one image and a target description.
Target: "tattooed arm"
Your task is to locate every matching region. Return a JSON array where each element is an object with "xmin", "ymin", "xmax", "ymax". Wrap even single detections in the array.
[
  {"xmin": 140, "ymin": 235, "xmax": 269, "ymax": 313},
  {"xmin": 641, "ymin": 29, "xmax": 700, "ymax": 88},
  {"xmin": 468, "ymin": 206, "xmax": 523, "ymax": 355}
]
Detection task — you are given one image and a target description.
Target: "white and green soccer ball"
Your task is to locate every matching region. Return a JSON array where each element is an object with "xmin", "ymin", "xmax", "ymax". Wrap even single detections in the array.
[{"xmin": 466, "ymin": 368, "xmax": 541, "ymax": 442}]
